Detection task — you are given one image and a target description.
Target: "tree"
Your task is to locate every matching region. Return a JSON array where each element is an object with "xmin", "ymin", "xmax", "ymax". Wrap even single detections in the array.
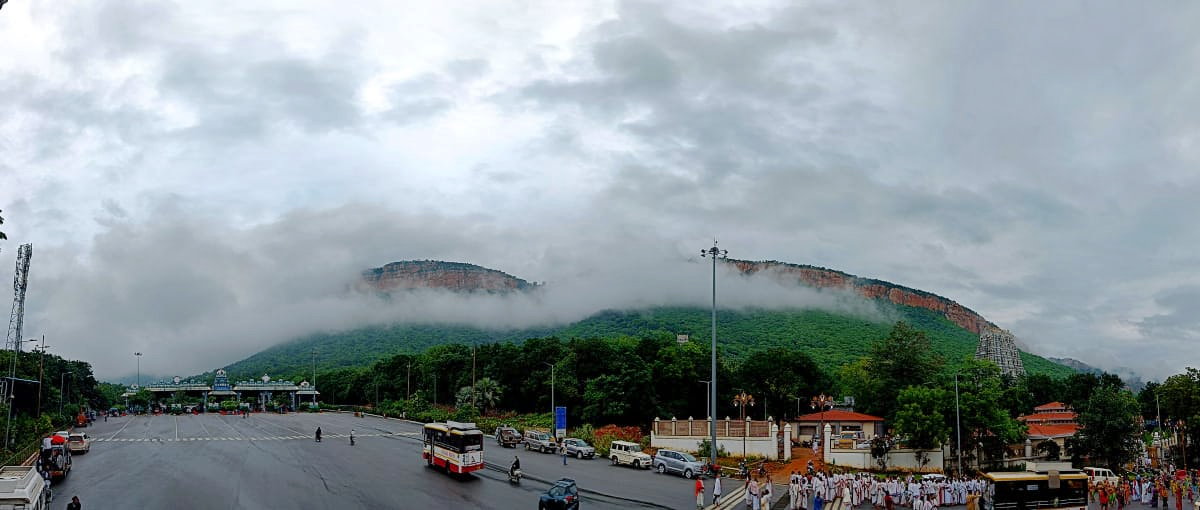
[
  {"xmin": 893, "ymin": 386, "xmax": 951, "ymax": 470},
  {"xmin": 735, "ymin": 347, "xmax": 829, "ymax": 421},
  {"xmin": 1070, "ymin": 385, "xmax": 1140, "ymax": 469},
  {"xmin": 0, "ymin": 209, "xmax": 6, "ymax": 241},
  {"xmin": 953, "ymin": 359, "xmax": 1024, "ymax": 468},
  {"xmin": 455, "ymin": 377, "xmax": 503, "ymax": 412},
  {"xmin": 864, "ymin": 322, "xmax": 944, "ymax": 420}
]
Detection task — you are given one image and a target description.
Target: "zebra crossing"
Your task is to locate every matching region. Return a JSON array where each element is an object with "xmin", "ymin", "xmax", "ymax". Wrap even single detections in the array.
[{"xmin": 95, "ymin": 431, "xmax": 418, "ymax": 443}]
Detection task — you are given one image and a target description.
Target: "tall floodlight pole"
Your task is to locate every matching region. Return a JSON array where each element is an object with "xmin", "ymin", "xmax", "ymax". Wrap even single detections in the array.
[
  {"xmin": 311, "ymin": 349, "xmax": 317, "ymax": 404},
  {"xmin": 406, "ymin": 363, "xmax": 412, "ymax": 400},
  {"xmin": 955, "ymin": 372, "xmax": 962, "ymax": 476},
  {"xmin": 701, "ymin": 241, "xmax": 727, "ymax": 468},
  {"xmin": 699, "ymin": 380, "xmax": 711, "ymax": 423},
  {"xmin": 135, "ymin": 352, "xmax": 142, "ymax": 389}
]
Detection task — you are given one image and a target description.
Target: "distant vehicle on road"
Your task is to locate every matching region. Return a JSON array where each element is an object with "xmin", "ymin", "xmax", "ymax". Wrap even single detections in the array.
[
  {"xmin": 609, "ymin": 440, "xmax": 651, "ymax": 469},
  {"xmin": 538, "ymin": 478, "xmax": 580, "ymax": 510},
  {"xmin": 652, "ymin": 449, "xmax": 704, "ymax": 479},
  {"xmin": 523, "ymin": 430, "xmax": 557, "ymax": 453},
  {"xmin": 68, "ymin": 433, "xmax": 91, "ymax": 454},
  {"xmin": 422, "ymin": 421, "xmax": 484, "ymax": 475},
  {"xmin": 494, "ymin": 426, "xmax": 523, "ymax": 448},
  {"xmin": 562, "ymin": 438, "xmax": 594, "ymax": 459}
]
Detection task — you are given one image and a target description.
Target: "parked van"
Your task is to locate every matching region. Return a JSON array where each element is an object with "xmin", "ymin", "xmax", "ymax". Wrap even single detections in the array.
[{"xmin": 1084, "ymin": 466, "xmax": 1119, "ymax": 485}]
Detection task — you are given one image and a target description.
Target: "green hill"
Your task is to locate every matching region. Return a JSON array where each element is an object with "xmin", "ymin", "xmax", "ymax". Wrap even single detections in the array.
[{"xmin": 217, "ymin": 304, "xmax": 1074, "ymax": 381}]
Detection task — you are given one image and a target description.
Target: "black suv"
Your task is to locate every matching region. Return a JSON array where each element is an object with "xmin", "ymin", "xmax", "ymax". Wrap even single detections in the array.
[{"xmin": 538, "ymin": 478, "xmax": 579, "ymax": 510}]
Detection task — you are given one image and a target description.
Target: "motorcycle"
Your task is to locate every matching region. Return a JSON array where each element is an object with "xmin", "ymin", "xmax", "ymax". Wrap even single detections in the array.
[{"xmin": 508, "ymin": 468, "xmax": 522, "ymax": 484}]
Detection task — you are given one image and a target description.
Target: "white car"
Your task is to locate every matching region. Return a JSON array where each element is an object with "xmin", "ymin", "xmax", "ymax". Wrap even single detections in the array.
[
  {"xmin": 609, "ymin": 440, "xmax": 652, "ymax": 469},
  {"xmin": 67, "ymin": 433, "xmax": 91, "ymax": 454}
]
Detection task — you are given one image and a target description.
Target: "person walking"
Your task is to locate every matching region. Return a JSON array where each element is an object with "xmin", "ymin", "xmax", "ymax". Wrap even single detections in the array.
[
  {"xmin": 67, "ymin": 495, "xmax": 81, "ymax": 510},
  {"xmin": 696, "ymin": 477, "xmax": 706, "ymax": 509},
  {"xmin": 713, "ymin": 473, "xmax": 723, "ymax": 506},
  {"xmin": 751, "ymin": 477, "xmax": 762, "ymax": 510}
]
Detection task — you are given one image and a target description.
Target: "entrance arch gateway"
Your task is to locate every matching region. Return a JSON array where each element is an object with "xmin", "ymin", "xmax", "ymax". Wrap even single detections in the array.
[{"xmin": 233, "ymin": 374, "xmax": 303, "ymax": 411}]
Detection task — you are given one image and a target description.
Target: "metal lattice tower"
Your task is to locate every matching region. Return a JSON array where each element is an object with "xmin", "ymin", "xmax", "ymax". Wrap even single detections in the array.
[
  {"xmin": 975, "ymin": 326, "xmax": 1025, "ymax": 377},
  {"xmin": 6, "ymin": 244, "xmax": 32, "ymax": 352}
]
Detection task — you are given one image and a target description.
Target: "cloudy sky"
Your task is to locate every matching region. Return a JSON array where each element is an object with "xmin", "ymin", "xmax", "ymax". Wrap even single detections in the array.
[{"xmin": 2, "ymin": 1, "xmax": 1199, "ymax": 381}]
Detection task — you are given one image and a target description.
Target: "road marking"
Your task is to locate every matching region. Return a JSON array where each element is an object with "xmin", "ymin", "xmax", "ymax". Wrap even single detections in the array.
[{"xmin": 93, "ymin": 432, "xmax": 402, "ymax": 443}]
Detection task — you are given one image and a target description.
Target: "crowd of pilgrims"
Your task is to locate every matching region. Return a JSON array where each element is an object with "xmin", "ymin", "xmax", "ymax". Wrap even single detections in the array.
[
  {"xmin": 756, "ymin": 472, "xmax": 991, "ymax": 510},
  {"xmin": 1092, "ymin": 470, "xmax": 1199, "ymax": 510},
  {"xmin": 747, "ymin": 468, "xmax": 1200, "ymax": 510}
]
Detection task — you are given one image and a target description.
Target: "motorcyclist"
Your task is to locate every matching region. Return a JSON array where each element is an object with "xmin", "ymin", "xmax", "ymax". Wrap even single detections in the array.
[
  {"xmin": 510, "ymin": 456, "xmax": 521, "ymax": 478},
  {"xmin": 315, "ymin": 427, "xmax": 322, "ymax": 442},
  {"xmin": 349, "ymin": 429, "xmax": 355, "ymax": 446}
]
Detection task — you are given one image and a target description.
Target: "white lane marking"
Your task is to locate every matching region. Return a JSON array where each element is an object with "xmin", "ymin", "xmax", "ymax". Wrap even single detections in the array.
[{"xmin": 107, "ymin": 416, "xmax": 137, "ymax": 441}]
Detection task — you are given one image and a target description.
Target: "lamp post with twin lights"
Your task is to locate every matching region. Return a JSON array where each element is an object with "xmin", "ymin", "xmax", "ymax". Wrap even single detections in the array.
[
  {"xmin": 733, "ymin": 391, "xmax": 755, "ymax": 459},
  {"xmin": 811, "ymin": 393, "xmax": 834, "ymax": 456}
]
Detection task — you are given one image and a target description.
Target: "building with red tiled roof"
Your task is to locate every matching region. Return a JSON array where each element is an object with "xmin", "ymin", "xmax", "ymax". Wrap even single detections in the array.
[
  {"xmin": 1021, "ymin": 402, "xmax": 1080, "ymax": 452},
  {"xmin": 1019, "ymin": 402, "xmax": 1078, "ymax": 426},
  {"xmin": 791, "ymin": 409, "xmax": 885, "ymax": 444}
]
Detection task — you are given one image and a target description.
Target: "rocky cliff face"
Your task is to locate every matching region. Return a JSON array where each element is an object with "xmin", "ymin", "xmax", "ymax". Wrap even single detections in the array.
[
  {"xmin": 360, "ymin": 260, "xmax": 536, "ymax": 293},
  {"xmin": 731, "ymin": 260, "xmax": 994, "ymax": 334}
]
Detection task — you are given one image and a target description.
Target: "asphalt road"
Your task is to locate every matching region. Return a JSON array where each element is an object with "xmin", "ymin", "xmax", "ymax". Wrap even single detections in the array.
[{"xmin": 53, "ymin": 412, "xmax": 700, "ymax": 510}]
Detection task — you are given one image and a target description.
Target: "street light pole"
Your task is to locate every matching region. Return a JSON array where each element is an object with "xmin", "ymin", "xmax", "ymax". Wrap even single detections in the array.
[
  {"xmin": 60, "ymin": 371, "xmax": 73, "ymax": 415},
  {"xmin": 955, "ymin": 372, "xmax": 962, "ymax": 476},
  {"xmin": 135, "ymin": 352, "xmax": 142, "ymax": 389},
  {"xmin": 36, "ymin": 336, "xmax": 47, "ymax": 419},
  {"xmin": 699, "ymin": 380, "xmax": 711, "ymax": 422},
  {"xmin": 701, "ymin": 241, "xmax": 727, "ymax": 468},
  {"xmin": 4, "ymin": 338, "xmax": 37, "ymax": 449},
  {"xmin": 544, "ymin": 362, "xmax": 555, "ymax": 439},
  {"xmin": 406, "ymin": 363, "xmax": 412, "ymax": 400}
]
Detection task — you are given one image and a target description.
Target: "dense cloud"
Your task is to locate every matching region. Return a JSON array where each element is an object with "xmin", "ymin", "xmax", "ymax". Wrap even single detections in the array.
[{"xmin": 1, "ymin": 1, "xmax": 1199, "ymax": 380}]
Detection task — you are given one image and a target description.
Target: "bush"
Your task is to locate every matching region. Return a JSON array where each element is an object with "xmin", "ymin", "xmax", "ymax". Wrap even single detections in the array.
[
  {"xmin": 592, "ymin": 425, "xmax": 643, "ymax": 457},
  {"xmin": 696, "ymin": 439, "xmax": 728, "ymax": 459}
]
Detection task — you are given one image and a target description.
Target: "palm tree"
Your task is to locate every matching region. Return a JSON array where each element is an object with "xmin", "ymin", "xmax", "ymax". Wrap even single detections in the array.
[
  {"xmin": 454, "ymin": 377, "xmax": 504, "ymax": 412},
  {"xmin": 475, "ymin": 377, "xmax": 503, "ymax": 411}
]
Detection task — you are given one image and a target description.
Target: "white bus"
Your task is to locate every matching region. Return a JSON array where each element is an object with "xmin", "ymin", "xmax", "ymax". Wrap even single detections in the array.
[{"xmin": 422, "ymin": 421, "xmax": 484, "ymax": 475}]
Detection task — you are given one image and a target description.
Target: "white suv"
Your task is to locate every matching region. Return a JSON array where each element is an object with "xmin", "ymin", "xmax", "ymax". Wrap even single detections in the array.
[{"xmin": 609, "ymin": 440, "xmax": 651, "ymax": 469}]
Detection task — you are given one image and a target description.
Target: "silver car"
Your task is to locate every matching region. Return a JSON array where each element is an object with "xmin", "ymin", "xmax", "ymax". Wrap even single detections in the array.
[
  {"xmin": 562, "ymin": 438, "xmax": 595, "ymax": 459},
  {"xmin": 652, "ymin": 449, "xmax": 704, "ymax": 479}
]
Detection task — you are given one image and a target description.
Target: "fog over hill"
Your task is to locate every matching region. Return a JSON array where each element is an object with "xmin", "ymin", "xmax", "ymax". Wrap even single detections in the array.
[{"xmin": 5, "ymin": 1, "xmax": 1197, "ymax": 381}]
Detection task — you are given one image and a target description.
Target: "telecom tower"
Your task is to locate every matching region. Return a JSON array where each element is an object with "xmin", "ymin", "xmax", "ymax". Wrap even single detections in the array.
[
  {"xmin": 6, "ymin": 244, "xmax": 32, "ymax": 353},
  {"xmin": 5, "ymin": 243, "xmax": 31, "ymax": 448},
  {"xmin": 975, "ymin": 326, "xmax": 1025, "ymax": 377}
]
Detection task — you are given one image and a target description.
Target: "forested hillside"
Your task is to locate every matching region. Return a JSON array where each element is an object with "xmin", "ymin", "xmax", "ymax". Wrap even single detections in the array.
[{"xmin": 215, "ymin": 304, "xmax": 1073, "ymax": 381}]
